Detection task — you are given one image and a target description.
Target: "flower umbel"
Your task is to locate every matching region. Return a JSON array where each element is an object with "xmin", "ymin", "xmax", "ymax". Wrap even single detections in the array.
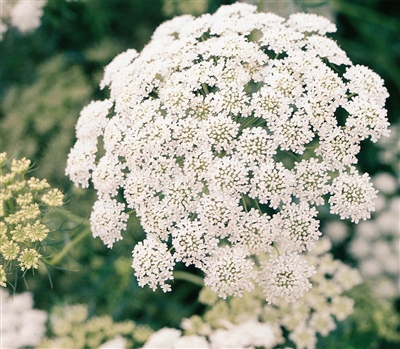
[
  {"xmin": 66, "ymin": 3, "xmax": 389, "ymax": 302},
  {"xmin": 0, "ymin": 153, "xmax": 64, "ymax": 286}
]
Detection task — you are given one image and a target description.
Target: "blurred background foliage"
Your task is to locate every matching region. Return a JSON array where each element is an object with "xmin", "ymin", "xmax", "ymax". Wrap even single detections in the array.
[{"xmin": 0, "ymin": 0, "xmax": 399, "ymax": 347}]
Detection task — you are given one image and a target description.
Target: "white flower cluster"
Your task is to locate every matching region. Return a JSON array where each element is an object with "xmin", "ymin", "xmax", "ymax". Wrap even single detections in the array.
[
  {"xmin": 66, "ymin": 3, "xmax": 389, "ymax": 301},
  {"xmin": 10, "ymin": 0, "xmax": 45, "ymax": 33},
  {"xmin": 0, "ymin": 289, "xmax": 47, "ymax": 349},
  {"xmin": 0, "ymin": 0, "xmax": 46, "ymax": 38},
  {"xmin": 180, "ymin": 238, "xmax": 362, "ymax": 349}
]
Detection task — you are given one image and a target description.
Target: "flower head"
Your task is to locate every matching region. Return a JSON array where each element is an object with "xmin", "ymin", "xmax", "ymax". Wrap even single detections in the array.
[
  {"xmin": 1, "ymin": 240, "xmax": 20, "ymax": 260},
  {"xmin": 259, "ymin": 252, "xmax": 315, "ymax": 304},
  {"xmin": 41, "ymin": 189, "xmax": 64, "ymax": 207},
  {"xmin": 66, "ymin": 3, "xmax": 389, "ymax": 301},
  {"xmin": 11, "ymin": 158, "xmax": 31, "ymax": 174},
  {"xmin": 131, "ymin": 237, "xmax": 175, "ymax": 292},
  {"xmin": 204, "ymin": 245, "xmax": 255, "ymax": 299},
  {"xmin": 18, "ymin": 248, "xmax": 41, "ymax": 271},
  {"xmin": 329, "ymin": 168, "xmax": 378, "ymax": 223}
]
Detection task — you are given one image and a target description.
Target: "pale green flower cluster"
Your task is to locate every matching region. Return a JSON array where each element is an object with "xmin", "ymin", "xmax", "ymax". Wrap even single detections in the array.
[
  {"xmin": 0, "ymin": 152, "xmax": 64, "ymax": 287},
  {"xmin": 37, "ymin": 303, "xmax": 153, "ymax": 349}
]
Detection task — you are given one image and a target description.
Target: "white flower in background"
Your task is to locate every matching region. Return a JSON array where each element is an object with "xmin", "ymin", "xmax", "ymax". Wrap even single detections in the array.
[
  {"xmin": 0, "ymin": 20, "xmax": 7, "ymax": 40},
  {"xmin": 10, "ymin": 0, "xmax": 46, "ymax": 33},
  {"xmin": 66, "ymin": 3, "xmax": 389, "ymax": 302},
  {"xmin": 143, "ymin": 319, "xmax": 275, "ymax": 349},
  {"xmin": 0, "ymin": 289, "xmax": 47, "ymax": 349},
  {"xmin": 289, "ymin": 324, "xmax": 317, "ymax": 349},
  {"xmin": 323, "ymin": 220, "xmax": 349, "ymax": 245},
  {"xmin": 142, "ymin": 328, "xmax": 182, "ymax": 348},
  {"xmin": 98, "ymin": 335, "xmax": 127, "ymax": 349},
  {"xmin": 175, "ymin": 334, "xmax": 210, "ymax": 349},
  {"xmin": 210, "ymin": 319, "xmax": 275, "ymax": 349},
  {"xmin": 377, "ymin": 123, "xmax": 400, "ymax": 167},
  {"xmin": 373, "ymin": 172, "xmax": 397, "ymax": 195}
]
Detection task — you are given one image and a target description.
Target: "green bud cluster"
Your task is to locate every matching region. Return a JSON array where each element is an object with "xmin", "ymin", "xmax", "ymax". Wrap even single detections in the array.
[{"xmin": 0, "ymin": 152, "xmax": 64, "ymax": 287}]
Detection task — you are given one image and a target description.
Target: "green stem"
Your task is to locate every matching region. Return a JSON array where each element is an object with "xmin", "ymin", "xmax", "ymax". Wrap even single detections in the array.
[
  {"xmin": 47, "ymin": 227, "xmax": 91, "ymax": 266},
  {"xmin": 257, "ymin": 0, "xmax": 265, "ymax": 12},
  {"xmin": 238, "ymin": 115, "xmax": 263, "ymax": 131},
  {"xmin": 241, "ymin": 194, "xmax": 249, "ymax": 213},
  {"xmin": 7, "ymin": 198, "xmax": 15, "ymax": 215},
  {"xmin": 53, "ymin": 209, "xmax": 91, "ymax": 225},
  {"xmin": 202, "ymin": 83, "xmax": 210, "ymax": 95},
  {"xmin": 282, "ymin": 150, "xmax": 301, "ymax": 163},
  {"xmin": 272, "ymin": 242, "xmax": 281, "ymax": 256},
  {"xmin": 173, "ymin": 270, "xmax": 204, "ymax": 287},
  {"xmin": 254, "ymin": 199, "xmax": 262, "ymax": 213}
]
